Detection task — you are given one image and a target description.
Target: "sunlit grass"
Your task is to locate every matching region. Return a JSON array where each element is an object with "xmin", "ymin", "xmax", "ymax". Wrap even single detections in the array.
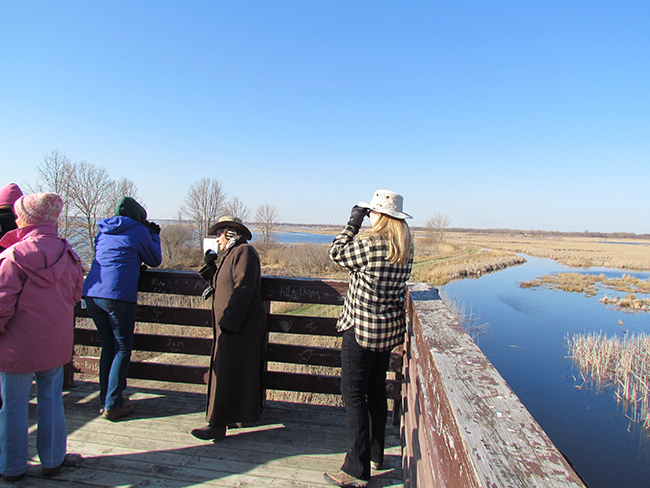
[
  {"xmin": 449, "ymin": 233, "xmax": 650, "ymax": 271},
  {"xmin": 412, "ymin": 247, "xmax": 525, "ymax": 287}
]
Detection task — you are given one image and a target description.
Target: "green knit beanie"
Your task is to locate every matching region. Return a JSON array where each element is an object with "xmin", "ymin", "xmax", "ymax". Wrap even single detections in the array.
[{"xmin": 116, "ymin": 197, "xmax": 147, "ymax": 223}]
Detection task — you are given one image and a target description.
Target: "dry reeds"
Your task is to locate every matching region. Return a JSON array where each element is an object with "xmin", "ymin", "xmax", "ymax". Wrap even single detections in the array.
[
  {"xmin": 449, "ymin": 233, "xmax": 650, "ymax": 271},
  {"xmin": 520, "ymin": 273, "xmax": 604, "ymax": 296},
  {"xmin": 600, "ymin": 294, "xmax": 650, "ymax": 313},
  {"xmin": 258, "ymin": 243, "xmax": 344, "ymax": 278},
  {"xmin": 412, "ymin": 248, "xmax": 525, "ymax": 287},
  {"xmin": 520, "ymin": 273, "xmax": 650, "ymax": 312},
  {"xmin": 441, "ymin": 290, "xmax": 490, "ymax": 342},
  {"xmin": 567, "ymin": 332, "xmax": 650, "ymax": 429}
]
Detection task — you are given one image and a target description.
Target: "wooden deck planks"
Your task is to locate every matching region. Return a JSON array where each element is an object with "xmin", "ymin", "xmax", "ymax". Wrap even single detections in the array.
[{"xmin": 1, "ymin": 381, "xmax": 403, "ymax": 488}]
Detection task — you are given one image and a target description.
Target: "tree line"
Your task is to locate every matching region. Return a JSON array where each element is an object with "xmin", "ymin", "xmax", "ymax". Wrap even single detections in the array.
[{"xmin": 26, "ymin": 150, "xmax": 280, "ymax": 266}]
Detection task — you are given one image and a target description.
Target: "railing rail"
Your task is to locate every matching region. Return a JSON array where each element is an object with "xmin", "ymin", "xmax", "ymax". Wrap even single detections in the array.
[
  {"xmin": 402, "ymin": 282, "xmax": 585, "ymax": 487},
  {"xmin": 70, "ymin": 269, "xmax": 402, "ymax": 421}
]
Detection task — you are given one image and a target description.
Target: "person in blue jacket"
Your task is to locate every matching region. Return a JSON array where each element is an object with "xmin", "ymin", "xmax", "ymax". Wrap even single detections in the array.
[{"xmin": 83, "ymin": 197, "xmax": 162, "ymax": 421}]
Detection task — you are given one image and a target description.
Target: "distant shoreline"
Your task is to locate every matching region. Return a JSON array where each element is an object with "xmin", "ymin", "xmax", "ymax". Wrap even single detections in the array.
[{"xmin": 153, "ymin": 219, "xmax": 649, "ymax": 239}]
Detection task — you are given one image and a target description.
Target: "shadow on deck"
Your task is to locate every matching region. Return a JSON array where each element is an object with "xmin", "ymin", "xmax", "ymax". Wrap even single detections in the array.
[{"xmin": 5, "ymin": 380, "xmax": 402, "ymax": 487}]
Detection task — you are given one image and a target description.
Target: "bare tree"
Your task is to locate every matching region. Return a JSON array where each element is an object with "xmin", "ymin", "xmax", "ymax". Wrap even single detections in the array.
[
  {"xmin": 181, "ymin": 178, "xmax": 227, "ymax": 243},
  {"xmin": 104, "ymin": 177, "xmax": 140, "ymax": 218},
  {"xmin": 255, "ymin": 203, "xmax": 279, "ymax": 245},
  {"xmin": 223, "ymin": 196, "xmax": 251, "ymax": 222},
  {"xmin": 426, "ymin": 212, "xmax": 451, "ymax": 243},
  {"xmin": 29, "ymin": 150, "xmax": 77, "ymax": 240},
  {"xmin": 160, "ymin": 213, "xmax": 197, "ymax": 268},
  {"xmin": 30, "ymin": 151, "xmax": 143, "ymax": 263},
  {"xmin": 69, "ymin": 161, "xmax": 115, "ymax": 260}
]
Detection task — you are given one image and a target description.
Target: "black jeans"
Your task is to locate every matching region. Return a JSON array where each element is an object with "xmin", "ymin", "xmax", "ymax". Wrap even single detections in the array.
[{"xmin": 340, "ymin": 328, "xmax": 392, "ymax": 481}]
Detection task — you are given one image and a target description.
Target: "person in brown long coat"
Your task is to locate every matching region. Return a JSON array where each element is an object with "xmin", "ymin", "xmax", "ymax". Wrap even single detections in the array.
[{"xmin": 191, "ymin": 216, "xmax": 267, "ymax": 441}]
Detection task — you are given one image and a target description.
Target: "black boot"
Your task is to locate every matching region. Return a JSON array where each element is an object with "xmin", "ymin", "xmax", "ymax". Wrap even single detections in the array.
[{"xmin": 191, "ymin": 424, "xmax": 226, "ymax": 440}]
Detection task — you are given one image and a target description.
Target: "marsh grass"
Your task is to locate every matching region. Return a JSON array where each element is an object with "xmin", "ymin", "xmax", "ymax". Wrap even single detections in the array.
[
  {"xmin": 256, "ymin": 237, "xmax": 527, "ymax": 287},
  {"xmin": 450, "ymin": 233, "xmax": 650, "ymax": 271},
  {"xmin": 567, "ymin": 332, "xmax": 650, "ymax": 429},
  {"xmin": 412, "ymin": 246, "xmax": 525, "ymax": 287},
  {"xmin": 600, "ymin": 294, "xmax": 650, "ymax": 313},
  {"xmin": 440, "ymin": 290, "xmax": 490, "ymax": 342},
  {"xmin": 520, "ymin": 273, "xmax": 650, "ymax": 312},
  {"xmin": 258, "ymin": 243, "xmax": 343, "ymax": 278}
]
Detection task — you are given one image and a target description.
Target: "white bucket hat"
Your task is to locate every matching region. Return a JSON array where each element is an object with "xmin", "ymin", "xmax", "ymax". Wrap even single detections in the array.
[{"xmin": 358, "ymin": 189, "xmax": 412, "ymax": 220}]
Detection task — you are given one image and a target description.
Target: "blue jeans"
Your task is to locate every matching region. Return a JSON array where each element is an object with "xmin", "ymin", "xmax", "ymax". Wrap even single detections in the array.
[
  {"xmin": 0, "ymin": 367, "xmax": 67, "ymax": 477},
  {"xmin": 340, "ymin": 328, "xmax": 392, "ymax": 481},
  {"xmin": 85, "ymin": 297, "xmax": 137, "ymax": 411}
]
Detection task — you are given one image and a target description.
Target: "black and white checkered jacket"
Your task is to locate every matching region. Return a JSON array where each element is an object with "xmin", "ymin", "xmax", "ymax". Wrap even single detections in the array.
[{"xmin": 329, "ymin": 224, "xmax": 414, "ymax": 352}]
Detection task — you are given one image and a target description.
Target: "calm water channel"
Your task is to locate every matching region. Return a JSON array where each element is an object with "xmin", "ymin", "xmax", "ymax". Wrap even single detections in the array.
[
  {"xmin": 442, "ymin": 256, "xmax": 650, "ymax": 488},
  {"xmin": 253, "ymin": 230, "xmax": 335, "ymax": 245}
]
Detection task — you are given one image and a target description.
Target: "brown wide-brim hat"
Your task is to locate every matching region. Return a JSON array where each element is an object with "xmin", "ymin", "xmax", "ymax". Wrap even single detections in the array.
[{"xmin": 207, "ymin": 215, "xmax": 252, "ymax": 241}]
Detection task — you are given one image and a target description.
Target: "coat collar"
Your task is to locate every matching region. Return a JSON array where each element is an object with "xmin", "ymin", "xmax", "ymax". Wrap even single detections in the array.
[{"xmin": 0, "ymin": 222, "xmax": 58, "ymax": 249}]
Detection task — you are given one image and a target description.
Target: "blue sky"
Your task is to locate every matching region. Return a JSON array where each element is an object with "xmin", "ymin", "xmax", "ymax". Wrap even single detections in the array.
[{"xmin": 1, "ymin": 1, "xmax": 648, "ymax": 233}]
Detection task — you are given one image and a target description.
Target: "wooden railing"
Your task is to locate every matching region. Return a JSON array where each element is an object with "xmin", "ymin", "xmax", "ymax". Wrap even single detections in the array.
[
  {"xmin": 70, "ymin": 269, "xmax": 403, "ymax": 422},
  {"xmin": 69, "ymin": 269, "xmax": 586, "ymax": 487},
  {"xmin": 402, "ymin": 283, "xmax": 585, "ymax": 487}
]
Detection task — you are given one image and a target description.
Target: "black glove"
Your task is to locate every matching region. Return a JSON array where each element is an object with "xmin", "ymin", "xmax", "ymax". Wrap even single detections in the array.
[
  {"xmin": 138, "ymin": 264, "xmax": 148, "ymax": 287},
  {"xmin": 347, "ymin": 205, "xmax": 368, "ymax": 230},
  {"xmin": 204, "ymin": 249, "xmax": 218, "ymax": 266},
  {"xmin": 147, "ymin": 221, "xmax": 161, "ymax": 235}
]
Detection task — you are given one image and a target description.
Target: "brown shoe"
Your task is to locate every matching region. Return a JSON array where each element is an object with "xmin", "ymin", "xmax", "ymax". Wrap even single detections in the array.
[
  {"xmin": 102, "ymin": 401, "xmax": 135, "ymax": 421},
  {"xmin": 323, "ymin": 470, "xmax": 369, "ymax": 487},
  {"xmin": 100, "ymin": 396, "xmax": 129, "ymax": 416},
  {"xmin": 191, "ymin": 425, "xmax": 226, "ymax": 441}
]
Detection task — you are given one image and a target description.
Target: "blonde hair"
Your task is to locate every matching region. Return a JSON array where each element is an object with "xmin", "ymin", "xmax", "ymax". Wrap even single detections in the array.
[{"xmin": 361, "ymin": 213, "xmax": 412, "ymax": 264}]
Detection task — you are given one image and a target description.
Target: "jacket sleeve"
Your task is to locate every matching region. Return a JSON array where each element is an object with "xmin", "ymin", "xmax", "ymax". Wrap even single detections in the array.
[
  {"xmin": 0, "ymin": 256, "xmax": 24, "ymax": 333},
  {"xmin": 138, "ymin": 228, "xmax": 162, "ymax": 268},
  {"xmin": 218, "ymin": 246, "xmax": 259, "ymax": 334},
  {"xmin": 73, "ymin": 260, "xmax": 84, "ymax": 303},
  {"xmin": 329, "ymin": 225, "xmax": 370, "ymax": 271}
]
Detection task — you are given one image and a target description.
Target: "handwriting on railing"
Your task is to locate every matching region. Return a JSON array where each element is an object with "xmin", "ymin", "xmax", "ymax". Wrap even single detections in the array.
[{"xmin": 165, "ymin": 338, "xmax": 186, "ymax": 352}]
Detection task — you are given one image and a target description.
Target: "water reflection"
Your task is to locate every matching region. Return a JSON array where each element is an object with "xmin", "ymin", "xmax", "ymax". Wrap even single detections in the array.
[
  {"xmin": 441, "ymin": 256, "xmax": 650, "ymax": 488},
  {"xmin": 252, "ymin": 231, "xmax": 334, "ymax": 245}
]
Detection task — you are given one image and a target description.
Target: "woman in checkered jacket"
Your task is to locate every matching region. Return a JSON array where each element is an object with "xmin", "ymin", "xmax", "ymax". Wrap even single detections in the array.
[{"xmin": 324, "ymin": 190, "xmax": 413, "ymax": 488}]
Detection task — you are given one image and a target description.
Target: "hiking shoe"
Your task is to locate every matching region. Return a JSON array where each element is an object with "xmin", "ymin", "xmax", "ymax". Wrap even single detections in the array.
[
  {"xmin": 42, "ymin": 464, "xmax": 62, "ymax": 477},
  {"xmin": 102, "ymin": 401, "xmax": 135, "ymax": 421},
  {"xmin": 1, "ymin": 472, "xmax": 25, "ymax": 481},
  {"xmin": 191, "ymin": 425, "xmax": 227, "ymax": 441},
  {"xmin": 100, "ymin": 396, "xmax": 129, "ymax": 416},
  {"xmin": 63, "ymin": 453, "xmax": 83, "ymax": 467},
  {"xmin": 323, "ymin": 470, "xmax": 369, "ymax": 487}
]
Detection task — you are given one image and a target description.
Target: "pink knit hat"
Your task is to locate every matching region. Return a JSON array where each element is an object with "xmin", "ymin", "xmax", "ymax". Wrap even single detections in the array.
[
  {"xmin": 0, "ymin": 183, "xmax": 23, "ymax": 207},
  {"xmin": 14, "ymin": 193, "xmax": 63, "ymax": 225}
]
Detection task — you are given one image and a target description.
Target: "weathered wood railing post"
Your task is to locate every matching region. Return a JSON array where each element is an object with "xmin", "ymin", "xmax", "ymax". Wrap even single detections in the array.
[{"xmin": 401, "ymin": 282, "xmax": 585, "ymax": 487}]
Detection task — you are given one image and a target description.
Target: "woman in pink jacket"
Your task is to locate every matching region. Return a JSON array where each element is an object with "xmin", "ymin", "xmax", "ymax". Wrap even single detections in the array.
[{"xmin": 0, "ymin": 193, "xmax": 84, "ymax": 481}]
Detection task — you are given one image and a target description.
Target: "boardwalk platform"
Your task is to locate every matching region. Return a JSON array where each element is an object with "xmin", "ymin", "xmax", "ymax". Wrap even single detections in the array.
[{"xmin": 1, "ymin": 381, "xmax": 403, "ymax": 488}]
